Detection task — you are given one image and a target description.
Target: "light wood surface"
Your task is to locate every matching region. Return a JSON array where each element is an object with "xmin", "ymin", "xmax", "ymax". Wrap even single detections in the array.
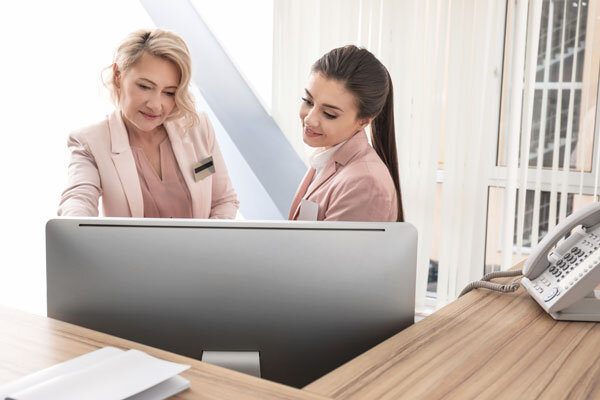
[
  {"xmin": 3, "ymin": 262, "xmax": 598, "ymax": 399},
  {"xmin": 0, "ymin": 305, "xmax": 330, "ymax": 400},
  {"xmin": 304, "ymin": 261, "xmax": 600, "ymax": 399}
]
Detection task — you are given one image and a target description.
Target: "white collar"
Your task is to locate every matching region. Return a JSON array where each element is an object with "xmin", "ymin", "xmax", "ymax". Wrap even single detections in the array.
[{"xmin": 308, "ymin": 139, "xmax": 348, "ymax": 174}]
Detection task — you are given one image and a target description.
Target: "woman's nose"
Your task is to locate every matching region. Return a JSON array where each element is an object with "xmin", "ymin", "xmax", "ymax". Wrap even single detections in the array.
[
  {"xmin": 146, "ymin": 92, "xmax": 162, "ymax": 112},
  {"xmin": 304, "ymin": 108, "xmax": 318, "ymax": 128}
]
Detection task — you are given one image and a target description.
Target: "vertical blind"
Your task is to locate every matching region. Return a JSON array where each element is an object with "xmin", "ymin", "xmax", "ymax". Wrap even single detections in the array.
[
  {"xmin": 503, "ymin": 0, "xmax": 600, "ymax": 271},
  {"xmin": 271, "ymin": 0, "xmax": 600, "ymax": 313}
]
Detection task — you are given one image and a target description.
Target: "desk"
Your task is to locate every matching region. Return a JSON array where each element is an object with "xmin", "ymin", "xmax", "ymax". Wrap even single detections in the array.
[
  {"xmin": 305, "ymin": 262, "xmax": 600, "ymax": 399},
  {"xmin": 0, "ymin": 305, "xmax": 329, "ymax": 400},
  {"xmin": 2, "ymin": 263, "xmax": 599, "ymax": 399}
]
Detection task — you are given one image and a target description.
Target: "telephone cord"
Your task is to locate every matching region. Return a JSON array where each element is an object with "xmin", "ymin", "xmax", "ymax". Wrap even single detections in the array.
[{"xmin": 459, "ymin": 269, "xmax": 523, "ymax": 297}]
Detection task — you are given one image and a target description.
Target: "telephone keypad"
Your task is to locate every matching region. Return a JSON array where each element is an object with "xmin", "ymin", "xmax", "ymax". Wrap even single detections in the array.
[{"xmin": 541, "ymin": 230, "xmax": 600, "ymax": 297}]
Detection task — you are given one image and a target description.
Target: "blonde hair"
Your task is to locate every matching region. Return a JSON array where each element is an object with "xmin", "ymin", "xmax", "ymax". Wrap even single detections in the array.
[{"xmin": 103, "ymin": 28, "xmax": 200, "ymax": 128}]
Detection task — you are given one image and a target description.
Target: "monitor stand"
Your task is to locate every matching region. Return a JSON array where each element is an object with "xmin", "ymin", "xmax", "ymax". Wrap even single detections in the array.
[{"xmin": 201, "ymin": 351, "xmax": 261, "ymax": 377}]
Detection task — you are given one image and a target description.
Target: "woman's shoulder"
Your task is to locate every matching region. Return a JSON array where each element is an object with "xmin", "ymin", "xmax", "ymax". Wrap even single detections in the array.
[
  {"xmin": 169, "ymin": 112, "xmax": 212, "ymax": 137},
  {"xmin": 168, "ymin": 112, "xmax": 216, "ymax": 155},
  {"xmin": 344, "ymin": 146, "xmax": 393, "ymax": 177},
  {"xmin": 67, "ymin": 115, "xmax": 112, "ymax": 144},
  {"xmin": 336, "ymin": 148, "xmax": 395, "ymax": 192}
]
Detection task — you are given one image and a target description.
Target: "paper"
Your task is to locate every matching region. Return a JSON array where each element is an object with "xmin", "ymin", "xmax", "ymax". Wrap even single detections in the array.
[
  {"xmin": 299, "ymin": 199, "xmax": 319, "ymax": 221},
  {"xmin": 0, "ymin": 347, "xmax": 190, "ymax": 400},
  {"xmin": 127, "ymin": 376, "xmax": 190, "ymax": 400}
]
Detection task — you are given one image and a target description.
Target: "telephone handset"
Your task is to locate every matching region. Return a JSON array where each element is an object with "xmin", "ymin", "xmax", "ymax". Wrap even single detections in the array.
[{"xmin": 521, "ymin": 202, "xmax": 600, "ymax": 321}]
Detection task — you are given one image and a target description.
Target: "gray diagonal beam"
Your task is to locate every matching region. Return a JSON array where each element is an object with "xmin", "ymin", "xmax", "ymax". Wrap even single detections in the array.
[{"xmin": 140, "ymin": 0, "xmax": 305, "ymax": 219}]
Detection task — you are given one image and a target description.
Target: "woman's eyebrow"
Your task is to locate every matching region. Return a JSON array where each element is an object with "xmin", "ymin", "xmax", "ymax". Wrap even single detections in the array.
[{"xmin": 304, "ymin": 89, "xmax": 344, "ymax": 112}]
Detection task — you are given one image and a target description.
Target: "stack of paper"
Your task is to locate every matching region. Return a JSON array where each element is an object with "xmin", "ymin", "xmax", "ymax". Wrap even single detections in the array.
[{"xmin": 0, "ymin": 347, "xmax": 190, "ymax": 400}]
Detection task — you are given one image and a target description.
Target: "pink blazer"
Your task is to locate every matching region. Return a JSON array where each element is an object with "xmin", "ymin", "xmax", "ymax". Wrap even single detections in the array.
[
  {"xmin": 58, "ymin": 111, "xmax": 239, "ymax": 218},
  {"xmin": 288, "ymin": 131, "xmax": 398, "ymax": 222}
]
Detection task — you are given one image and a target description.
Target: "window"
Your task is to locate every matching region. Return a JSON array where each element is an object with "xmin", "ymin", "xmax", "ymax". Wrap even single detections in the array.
[{"xmin": 486, "ymin": 0, "xmax": 600, "ymax": 274}]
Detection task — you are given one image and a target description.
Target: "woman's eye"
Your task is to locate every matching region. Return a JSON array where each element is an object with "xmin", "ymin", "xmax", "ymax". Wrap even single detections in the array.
[
  {"xmin": 164, "ymin": 92, "xmax": 175, "ymax": 97},
  {"xmin": 137, "ymin": 84, "xmax": 151, "ymax": 90},
  {"xmin": 301, "ymin": 97, "xmax": 313, "ymax": 106},
  {"xmin": 324, "ymin": 112, "xmax": 337, "ymax": 119}
]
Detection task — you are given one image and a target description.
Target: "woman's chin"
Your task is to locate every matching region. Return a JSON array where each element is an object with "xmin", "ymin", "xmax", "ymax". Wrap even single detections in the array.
[{"xmin": 302, "ymin": 134, "xmax": 324, "ymax": 147}]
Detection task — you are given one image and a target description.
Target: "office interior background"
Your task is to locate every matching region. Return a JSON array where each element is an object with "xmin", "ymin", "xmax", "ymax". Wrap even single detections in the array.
[{"xmin": 0, "ymin": 0, "xmax": 598, "ymax": 317}]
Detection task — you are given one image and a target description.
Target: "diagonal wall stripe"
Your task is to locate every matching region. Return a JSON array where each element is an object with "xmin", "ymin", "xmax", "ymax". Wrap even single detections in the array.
[{"xmin": 140, "ymin": 0, "xmax": 306, "ymax": 219}]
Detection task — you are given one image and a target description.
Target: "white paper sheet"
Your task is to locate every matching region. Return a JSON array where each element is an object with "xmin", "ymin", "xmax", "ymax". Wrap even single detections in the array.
[{"xmin": 0, "ymin": 347, "xmax": 190, "ymax": 400}]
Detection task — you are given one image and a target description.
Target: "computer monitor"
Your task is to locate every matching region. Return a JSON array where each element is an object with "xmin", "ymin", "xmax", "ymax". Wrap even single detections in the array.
[{"xmin": 46, "ymin": 218, "xmax": 417, "ymax": 388}]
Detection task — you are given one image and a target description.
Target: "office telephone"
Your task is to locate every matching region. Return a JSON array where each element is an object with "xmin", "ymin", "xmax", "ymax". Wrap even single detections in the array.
[
  {"xmin": 521, "ymin": 202, "xmax": 600, "ymax": 321},
  {"xmin": 463, "ymin": 202, "xmax": 600, "ymax": 322}
]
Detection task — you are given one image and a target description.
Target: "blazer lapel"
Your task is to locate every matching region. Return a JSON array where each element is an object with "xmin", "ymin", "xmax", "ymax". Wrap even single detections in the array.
[
  {"xmin": 289, "ymin": 168, "xmax": 315, "ymax": 220},
  {"xmin": 109, "ymin": 112, "xmax": 144, "ymax": 217},
  {"xmin": 290, "ymin": 162, "xmax": 336, "ymax": 220},
  {"xmin": 165, "ymin": 121, "xmax": 203, "ymax": 218},
  {"xmin": 290, "ymin": 131, "xmax": 369, "ymax": 220},
  {"xmin": 303, "ymin": 162, "xmax": 337, "ymax": 201},
  {"xmin": 304, "ymin": 131, "xmax": 368, "ymax": 200}
]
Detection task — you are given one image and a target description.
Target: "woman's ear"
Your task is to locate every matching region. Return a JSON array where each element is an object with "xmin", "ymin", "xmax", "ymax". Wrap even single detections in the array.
[
  {"xmin": 112, "ymin": 64, "xmax": 121, "ymax": 88},
  {"xmin": 357, "ymin": 117, "xmax": 374, "ymax": 131}
]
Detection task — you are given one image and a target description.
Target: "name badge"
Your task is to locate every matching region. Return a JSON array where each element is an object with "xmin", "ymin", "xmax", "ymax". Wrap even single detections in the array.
[
  {"xmin": 298, "ymin": 199, "xmax": 319, "ymax": 221},
  {"xmin": 193, "ymin": 156, "xmax": 215, "ymax": 181}
]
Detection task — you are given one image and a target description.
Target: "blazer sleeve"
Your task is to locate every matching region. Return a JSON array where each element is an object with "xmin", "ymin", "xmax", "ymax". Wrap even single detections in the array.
[
  {"xmin": 57, "ymin": 132, "xmax": 101, "ymax": 217},
  {"xmin": 202, "ymin": 114, "xmax": 239, "ymax": 219},
  {"xmin": 324, "ymin": 173, "xmax": 396, "ymax": 222}
]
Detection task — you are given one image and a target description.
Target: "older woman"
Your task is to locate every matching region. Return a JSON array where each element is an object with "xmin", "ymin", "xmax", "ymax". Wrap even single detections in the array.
[{"xmin": 58, "ymin": 29, "xmax": 239, "ymax": 218}]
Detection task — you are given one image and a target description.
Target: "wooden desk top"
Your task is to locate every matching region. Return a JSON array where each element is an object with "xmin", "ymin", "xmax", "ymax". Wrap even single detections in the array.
[
  {"xmin": 0, "ymin": 305, "xmax": 330, "ymax": 400},
  {"xmin": 3, "ymin": 262, "xmax": 599, "ymax": 399},
  {"xmin": 305, "ymin": 262, "xmax": 600, "ymax": 399}
]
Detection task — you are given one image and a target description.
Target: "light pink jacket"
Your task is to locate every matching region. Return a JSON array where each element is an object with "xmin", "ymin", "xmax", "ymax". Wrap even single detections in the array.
[
  {"xmin": 58, "ymin": 111, "xmax": 239, "ymax": 218},
  {"xmin": 288, "ymin": 131, "xmax": 398, "ymax": 222}
]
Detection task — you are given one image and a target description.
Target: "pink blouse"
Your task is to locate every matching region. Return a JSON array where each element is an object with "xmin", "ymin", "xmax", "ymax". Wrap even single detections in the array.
[{"xmin": 130, "ymin": 138, "xmax": 193, "ymax": 218}]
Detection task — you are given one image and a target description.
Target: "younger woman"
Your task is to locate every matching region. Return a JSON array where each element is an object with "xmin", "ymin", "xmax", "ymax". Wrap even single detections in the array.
[{"xmin": 289, "ymin": 45, "xmax": 403, "ymax": 222}]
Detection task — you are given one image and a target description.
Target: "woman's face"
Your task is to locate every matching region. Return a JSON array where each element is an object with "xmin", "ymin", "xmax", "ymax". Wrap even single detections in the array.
[
  {"xmin": 299, "ymin": 72, "xmax": 370, "ymax": 148},
  {"xmin": 115, "ymin": 52, "xmax": 180, "ymax": 135}
]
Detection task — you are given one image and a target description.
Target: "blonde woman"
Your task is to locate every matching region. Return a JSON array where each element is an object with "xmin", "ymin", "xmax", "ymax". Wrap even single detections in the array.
[{"xmin": 58, "ymin": 29, "xmax": 239, "ymax": 218}]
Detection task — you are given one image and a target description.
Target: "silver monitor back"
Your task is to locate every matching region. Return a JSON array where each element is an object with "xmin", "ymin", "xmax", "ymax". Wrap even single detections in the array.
[{"xmin": 46, "ymin": 218, "xmax": 417, "ymax": 387}]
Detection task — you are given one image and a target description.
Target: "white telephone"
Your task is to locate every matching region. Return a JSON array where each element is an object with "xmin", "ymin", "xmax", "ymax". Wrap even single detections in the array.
[
  {"xmin": 520, "ymin": 202, "xmax": 600, "ymax": 321},
  {"xmin": 461, "ymin": 202, "xmax": 600, "ymax": 321}
]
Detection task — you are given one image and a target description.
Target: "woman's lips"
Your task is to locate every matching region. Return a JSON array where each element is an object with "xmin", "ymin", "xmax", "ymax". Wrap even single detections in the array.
[
  {"xmin": 304, "ymin": 126, "xmax": 322, "ymax": 138},
  {"xmin": 140, "ymin": 111, "xmax": 160, "ymax": 120}
]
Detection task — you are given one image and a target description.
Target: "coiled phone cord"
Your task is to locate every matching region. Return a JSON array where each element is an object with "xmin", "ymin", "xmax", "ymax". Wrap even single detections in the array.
[{"xmin": 459, "ymin": 269, "xmax": 523, "ymax": 297}]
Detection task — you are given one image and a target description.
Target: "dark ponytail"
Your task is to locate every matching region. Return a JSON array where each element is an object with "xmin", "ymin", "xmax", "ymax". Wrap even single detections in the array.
[
  {"xmin": 312, "ymin": 45, "xmax": 404, "ymax": 222},
  {"xmin": 371, "ymin": 71, "xmax": 403, "ymax": 222}
]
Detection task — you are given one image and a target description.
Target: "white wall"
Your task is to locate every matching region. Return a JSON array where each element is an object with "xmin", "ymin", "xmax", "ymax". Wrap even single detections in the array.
[
  {"xmin": 0, "ymin": 1, "xmax": 155, "ymax": 315},
  {"xmin": 191, "ymin": 0, "xmax": 273, "ymax": 110}
]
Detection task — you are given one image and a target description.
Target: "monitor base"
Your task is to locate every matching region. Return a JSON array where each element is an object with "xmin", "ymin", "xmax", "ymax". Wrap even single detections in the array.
[{"xmin": 201, "ymin": 351, "xmax": 261, "ymax": 378}]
